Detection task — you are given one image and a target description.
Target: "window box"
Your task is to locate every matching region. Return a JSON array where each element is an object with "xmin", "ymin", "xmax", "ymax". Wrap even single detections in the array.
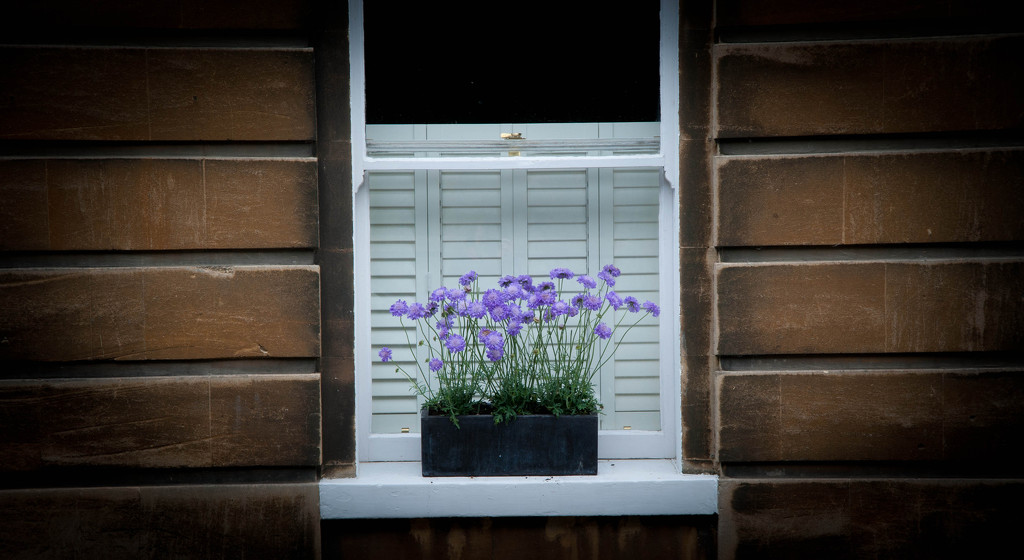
[{"xmin": 421, "ymin": 410, "xmax": 598, "ymax": 477}]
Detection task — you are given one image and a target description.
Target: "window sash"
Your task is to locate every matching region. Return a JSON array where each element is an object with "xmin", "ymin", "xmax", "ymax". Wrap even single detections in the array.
[{"xmin": 349, "ymin": 0, "xmax": 681, "ymax": 463}]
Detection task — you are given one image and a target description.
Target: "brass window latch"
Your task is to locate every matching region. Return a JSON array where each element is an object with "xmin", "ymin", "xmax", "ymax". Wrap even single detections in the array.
[{"xmin": 500, "ymin": 132, "xmax": 524, "ymax": 139}]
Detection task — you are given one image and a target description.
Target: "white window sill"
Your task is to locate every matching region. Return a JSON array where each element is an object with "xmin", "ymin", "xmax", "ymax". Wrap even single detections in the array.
[{"xmin": 319, "ymin": 459, "xmax": 718, "ymax": 519}]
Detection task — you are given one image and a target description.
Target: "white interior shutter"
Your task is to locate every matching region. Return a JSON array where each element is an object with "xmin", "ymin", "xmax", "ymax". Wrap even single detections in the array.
[
  {"xmin": 368, "ymin": 170, "xmax": 425, "ymax": 434},
  {"xmin": 366, "ymin": 125, "xmax": 663, "ymax": 437},
  {"xmin": 606, "ymin": 168, "xmax": 662, "ymax": 431}
]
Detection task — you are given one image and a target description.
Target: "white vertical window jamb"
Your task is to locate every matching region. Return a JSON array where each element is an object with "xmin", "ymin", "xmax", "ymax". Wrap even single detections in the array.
[
  {"xmin": 350, "ymin": 0, "xmax": 372, "ymax": 465},
  {"xmin": 659, "ymin": 0, "xmax": 682, "ymax": 467}
]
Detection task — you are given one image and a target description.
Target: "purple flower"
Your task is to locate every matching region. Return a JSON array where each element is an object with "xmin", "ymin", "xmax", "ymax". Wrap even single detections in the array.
[
  {"xmin": 445, "ymin": 334, "xmax": 466, "ymax": 353},
  {"xmin": 538, "ymin": 281, "xmax": 555, "ymax": 292},
  {"xmin": 642, "ymin": 301, "xmax": 661, "ymax": 317},
  {"xmin": 389, "ymin": 300, "xmax": 408, "ymax": 317},
  {"xmin": 429, "ymin": 357, "xmax": 443, "ymax": 372},
  {"xmin": 602, "ymin": 264, "xmax": 621, "ymax": 278},
  {"xmin": 430, "ymin": 287, "xmax": 448, "ymax": 302},
  {"xmin": 486, "ymin": 347, "xmax": 504, "ymax": 362},
  {"xmin": 504, "ymin": 284, "xmax": 524, "ymax": 301},
  {"xmin": 549, "ymin": 267, "xmax": 574, "ymax": 280},
  {"xmin": 516, "ymin": 275, "xmax": 535, "ymax": 292},
  {"xmin": 499, "ymin": 275, "xmax": 516, "ymax": 287},
  {"xmin": 527, "ymin": 293, "xmax": 543, "ymax": 309},
  {"xmin": 407, "ymin": 302, "xmax": 428, "ymax": 320},
  {"xmin": 490, "ymin": 304, "xmax": 510, "ymax": 322},
  {"xmin": 594, "ymin": 323, "xmax": 612, "ymax": 340},
  {"xmin": 459, "ymin": 270, "xmax": 478, "ymax": 287},
  {"xmin": 576, "ymin": 275, "xmax": 597, "ymax": 289},
  {"xmin": 606, "ymin": 291, "xmax": 623, "ymax": 310},
  {"xmin": 571, "ymin": 293, "xmax": 586, "ymax": 308},
  {"xmin": 582, "ymin": 293, "xmax": 603, "ymax": 311},
  {"xmin": 482, "ymin": 289, "xmax": 506, "ymax": 310},
  {"xmin": 505, "ymin": 304, "xmax": 525, "ymax": 322},
  {"xmin": 378, "ymin": 347, "xmax": 393, "ymax": 362},
  {"xmin": 447, "ymin": 288, "xmax": 466, "ymax": 301},
  {"xmin": 507, "ymin": 319, "xmax": 523, "ymax": 337},
  {"xmin": 597, "ymin": 270, "xmax": 616, "ymax": 287},
  {"xmin": 482, "ymin": 330, "xmax": 504, "ymax": 350},
  {"xmin": 539, "ymin": 289, "xmax": 557, "ymax": 305},
  {"xmin": 467, "ymin": 301, "xmax": 488, "ymax": 319},
  {"xmin": 551, "ymin": 300, "xmax": 570, "ymax": 317},
  {"xmin": 624, "ymin": 296, "xmax": 641, "ymax": 312}
]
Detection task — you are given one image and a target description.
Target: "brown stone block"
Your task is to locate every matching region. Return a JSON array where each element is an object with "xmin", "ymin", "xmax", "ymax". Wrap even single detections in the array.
[
  {"xmin": 146, "ymin": 49, "xmax": 315, "ymax": 141},
  {"xmin": 0, "ymin": 268, "xmax": 147, "ymax": 362},
  {"xmin": 46, "ymin": 159, "xmax": 203, "ymax": 251},
  {"xmin": 324, "ymin": 517, "xmax": 714, "ymax": 560},
  {"xmin": 321, "ymin": 355, "xmax": 355, "ymax": 465},
  {"xmin": 0, "ymin": 377, "xmax": 210, "ymax": 470},
  {"xmin": 682, "ymin": 353, "xmax": 713, "ymax": 462},
  {"xmin": 0, "ymin": 47, "xmax": 150, "ymax": 141},
  {"xmin": 680, "ymin": 247, "xmax": 714, "ymax": 355},
  {"xmin": 720, "ymin": 479, "xmax": 1024, "ymax": 560},
  {"xmin": 0, "ymin": 483, "xmax": 320, "ymax": 559},
  {"xmin": 0, "ymin": 47, "xmax": 314, "ymax": 141},
  {"xmin": 845, "ymin": 150, "xmax": 1024, "ymax": 244},
  {"xmin": 0, "ymin": 266, "xmax": 320, "ymax": 362},
  {"xmin": 3, "ymin": 158, "xmax": 319, "ymax": 251},
  {"xmin": 885, "ymin": 261, "xmax": 1024, "ymax": 352},
  {"xmin": 140, "ymin": 266, "xmax": 321, "ymax": 360},
  {"xmin": 138, "ymin": 483, "xmax": 320, "ymax": 558},
  {"xmin": 0, "ymin": 374, "xmax": 321, "ymax": 471},
  {"xmin": 718, "ymin": 373, "xmax": 783, "ymax": 461},
  {"xmin": 720, "ymin": 372, "xmax": 943, "ymax": 462},
  {"xmin": 177, "ymin": 0, "xmax": 315, "ymax": 30},
  {"xmin": 679, "ymin": 139, "xmax": 715, "ymax": 249},
  {"xmin": 716, "ymin": 263, "xmax": 887, "ymax": 355},
  {"xmin": 779, "ymin": 372, "xmax": 944, "ymax": 461},
  {"xmin": 719, "ymin": 370, "xmax": 1024, "ymax": 463},
  {"xmin": 0, "ymin": 160, "xmax": 50, "ymax": 251},
  {"xmin": 720, "ymin": 480, "xmax": 854, "ymax": 560},
  {"xmin": 717, "ymin": 261, "xmax": 1023, "ymax": 355},
  {"xmin": 209, "ymin": 374, "xmax": 321, "ymax": 466},
  {"xmin": 943, "ymin": 371, "xmax": 1024, "ymax": 460},
  {"xmin": 716, "ymin": 42, "xmax": 885, "ymax": 138},
  {"xmin": 716, "ymin": 149, "xmax": 1024, "ymax": 246},
  {"xmin": 716, "ymin": 36, "xmax": 1024, "ymax": 137},
  {"xmin": 0, "ymin": 0, "xmax": 314, "ymax": 31},
  {"xmin": 0, "ymin": 486, "xmax": 144, "ymax": 558},
  {"xmin": 204, "ymin": 159, "xmax": 319, "ymax": 248},
  {"xmin": 717, "ymin": 0, "xmax": 948, "ymax": 27},
  {"xmin": 716, "ymin": 156, "xmax": 844, "ymax": 246},
  {"xmin": 882, "ymin": 36, "xmax": 1024, "ymax": 134}
]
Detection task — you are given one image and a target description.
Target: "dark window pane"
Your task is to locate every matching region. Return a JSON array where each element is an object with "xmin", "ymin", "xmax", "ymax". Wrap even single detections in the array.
[{"xmin": 365, "ymin": 2, "xmax": 660, "ymax": 124}]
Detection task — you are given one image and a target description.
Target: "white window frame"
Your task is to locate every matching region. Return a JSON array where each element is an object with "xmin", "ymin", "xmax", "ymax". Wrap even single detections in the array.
[{"xmin": 349, "ymin": 0, "xmax": 682, "ymax": 467}]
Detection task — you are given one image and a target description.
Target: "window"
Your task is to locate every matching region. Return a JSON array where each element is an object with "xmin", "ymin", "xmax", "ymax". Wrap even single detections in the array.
[{"xmin": 351, "ymin": 0, "xmax": 680, "ymax": 464}]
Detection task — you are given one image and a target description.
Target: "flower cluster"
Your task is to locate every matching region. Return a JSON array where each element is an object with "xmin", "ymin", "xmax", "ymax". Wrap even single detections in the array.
[{"xmin": 380, "ymin": 265, "xmax": 660, "ymax": 424}]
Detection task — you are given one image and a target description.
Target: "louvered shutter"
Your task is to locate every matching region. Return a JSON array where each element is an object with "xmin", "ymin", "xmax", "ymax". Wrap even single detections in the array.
[{"xmin": 366, "ymin": 126, "xmax": 662, "ymax": 434}]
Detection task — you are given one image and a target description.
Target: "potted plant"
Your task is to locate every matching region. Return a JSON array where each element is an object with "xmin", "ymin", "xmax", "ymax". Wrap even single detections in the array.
[{"xmin": 378, "ymin": 264, "xmax": 660, "ymax": 476}]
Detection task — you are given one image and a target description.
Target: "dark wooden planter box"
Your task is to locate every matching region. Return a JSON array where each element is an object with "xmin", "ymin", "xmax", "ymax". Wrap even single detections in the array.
[{"xmin": 420, "ymin": 409, "xmax": 598, "ymax": 476}]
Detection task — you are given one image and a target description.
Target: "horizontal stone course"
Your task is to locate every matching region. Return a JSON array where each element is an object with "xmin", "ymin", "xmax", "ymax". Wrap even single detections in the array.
[{"xmin": 0, "ymin": 47, "xmax": 315, "ymax": 141}]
